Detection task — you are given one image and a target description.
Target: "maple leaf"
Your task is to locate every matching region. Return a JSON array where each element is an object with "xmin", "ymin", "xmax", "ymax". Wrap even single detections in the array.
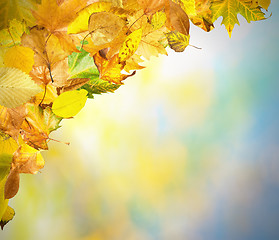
[
  {"xmin": 93, "ymin": 52, "xmax": 135, "ymax": 84},
  {"xmin": 211, "ymin": 0, "xmax": 267, "ymax": 37},
  {"xmin": 33, "ymin": 0, "xmax": 87, "ymax": 33}
]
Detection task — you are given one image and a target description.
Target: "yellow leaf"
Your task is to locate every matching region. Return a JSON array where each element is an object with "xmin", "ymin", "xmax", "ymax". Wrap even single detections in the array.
[
  {"xmin": 0, "ymin": 67, "xmax": 42, "ymax": 108},
  {"xmin": 4, "ymin": 46, "xmax": 34, "ymax": 73},
  {"xmin": 68, "ymin": 2, "xmax": 112, "ymax": 34},
  {"xmin": 52, "ymin": 89, "xmax": 88, "ymax": 118},
  {"xmin": 32, "ymin": 85, "xmax": 58, "ymax": 105},
  {"xmin": 0, "ymin": 176, "xmax": 8, "ymax": 221},
  {"xmin": 0, "ymin": 205, "xmax": 15, "ymax": 230},
  {"xmin": 151, "ymin": 11, "xmax": 167, "ymax": 30},
  {"xmin": 0, "ymin": 0, "xmax": 37, "ymax": 30},
  {"xmin": 88, "ymin": 12, "xmax": 126, "ymax": 46},
  {"xmin": 165, "ymin": 30, "xmax": 190, "ymax": 52},
  {"xmin": 0, "ymin": 154, "xmax": 12, "ymax": 182},
  {"xmin": 119, "ymin": 29, "xmax": 142, "ymax": 62},
  {"xmin": 0, "ymin": 132, "xmax": 18, "ymax": 155},
  {"xmin": 0, "ymin": 19, "xmax": 28, "ymax": 48}
]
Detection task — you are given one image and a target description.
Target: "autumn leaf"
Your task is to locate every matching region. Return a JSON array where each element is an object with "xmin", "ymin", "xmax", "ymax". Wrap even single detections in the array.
[
  {"xmin": 0, "ymin": 19, "xmax": 28, "ymax": 48},
  {"xmin": 68, "ymin": 2, "xmax": 112, "ymax": 34},
  {"xmin": 211, "ymin": 0, "xmax": 267, "ymax": 37},
  {"xmin": 20, "ymin": 105, "xmax": 62, "ymax": 150},
  {"xmin": 88, "ymin": 12, "xmax": 126, "ymax": 46},
  {"xmin": 0, "ymin": 67, "xmax": 42, "ymax": 108},
  {"xmin": 93, "ymin": 52, "xmax": 135, "ymax": 84},
  {"xmin": 0, "ymin": 205, "xmax": 15, "ymax": 230},
  {"xmin": 165, "ymin": 0, "xmax": 190, "ymax": 35},
  {"xmin": 52, "ymin": 89, "xmax": 88, "ymax": 118},
  {"xmin": 0, "ymin": 105, "xmax": 27, "ymax": 140},
  {"xmin": 33, "ymin": 0, "xmax": 87, "ymax": 33},
  {"xmin": 0, "ymin": 176, "xmax": 9, "ymax": 224},
  {"xmin": 0, "ymin": 0, "xmax": 37, "ymax": 30},
  {"xmin": 119, "ymin": 29, "xmax": 143, "ymax": 62},
  {"xmin": 81, "ymin": 79, "xmax": 121, "ymax": 98},
  {"xmin": 68, "ymin": 47, "xmax": 99, "ymax": 79},
  {"xmin": 151, "ymin": 11, "xmax": 167, "ymax": 30},
  {"xmin": 166, "ymin": 30, "xmax": 190, "ymax": 52},
  {"xmin": 4, "ymin": 46, "xmax": 34, "ymax": 73},
  {"xmin": 21, "ymin": 26, "xmax": 70, "ymax": 68},
  {"xmin": 179, "ymin": 0, "xmax": 214, "ymax": 32},
  {"xmin": 4, "ymin": 143, "xmax": 45, "ymax": 199},
  {"xmin": 137, "ymin": 0, "xmax": 166, "ymax": 14}
]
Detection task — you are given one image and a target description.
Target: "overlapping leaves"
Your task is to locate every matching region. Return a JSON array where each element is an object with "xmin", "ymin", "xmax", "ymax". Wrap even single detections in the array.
[{"xmin": 0, "ymin": 0, "xmax": 270, "ymax": 228}]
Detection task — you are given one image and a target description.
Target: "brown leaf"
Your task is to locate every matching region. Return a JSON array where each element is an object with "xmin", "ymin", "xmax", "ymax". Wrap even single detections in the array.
[
  {"xmin": 88, "ymin": 12, "xmax": 126, "ymax": 46},
  {"xmin": 165, "ymin": 0, "xmax": 190, "ymax": 35},
  {"xmin": 4, "ymin": 168, "xmax": 19, "ymax": 199},
  {"xmin": 21, "ymin": 26, "xmax": 70, "ymax": 68},
  {"xmin": 60, "ymin": 78, "xmax": 90, "ymax": 93},
  {"xmin": 29, "ymin": 58, "xmax": 70, "ymax": 86},
  {"xmin": 0, "ymin": 105, "xmax": 27, "ymax": 140},
  {"xmin": 20, "ymin": 104, "xmax": 62, "ymax": 150},
  {"xmin": 13, "ymin": 145, "xmax": 45, "ymax": 174}
]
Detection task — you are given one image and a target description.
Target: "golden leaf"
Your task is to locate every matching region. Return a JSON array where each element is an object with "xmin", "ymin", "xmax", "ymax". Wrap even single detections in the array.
[{"xmin": 88, "ymin": 12, "xmax": 126, "ymax": 46}]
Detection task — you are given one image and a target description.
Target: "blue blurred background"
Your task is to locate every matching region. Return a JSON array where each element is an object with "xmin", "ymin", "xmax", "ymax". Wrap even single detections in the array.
[{"xmin": 2, "ymin": 2, "xmax": 279, "ymax": 240}]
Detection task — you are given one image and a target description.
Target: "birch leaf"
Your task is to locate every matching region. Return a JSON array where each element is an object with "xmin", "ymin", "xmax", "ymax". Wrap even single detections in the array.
[{"xmin": 0, "ymin": 67, "xmax": 42, "ymax": 108}]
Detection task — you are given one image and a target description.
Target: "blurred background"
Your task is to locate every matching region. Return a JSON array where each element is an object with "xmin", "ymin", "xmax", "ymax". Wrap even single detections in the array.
[{"xmin": 2, "ymin": 2, "xmax": 279, "ymax": 240}]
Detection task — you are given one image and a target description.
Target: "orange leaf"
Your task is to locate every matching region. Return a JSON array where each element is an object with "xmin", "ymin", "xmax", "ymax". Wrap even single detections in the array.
[
  {"xmin": 33, "ymin": 0, "xmax": 87, "ymax": 32},
  {"xmin": 93, "ymin": 53, "xmax": 135, "ymax": 85},
  {"xmin": 137, "ymin": 0, "xmax": 166, "ymax": 14}
]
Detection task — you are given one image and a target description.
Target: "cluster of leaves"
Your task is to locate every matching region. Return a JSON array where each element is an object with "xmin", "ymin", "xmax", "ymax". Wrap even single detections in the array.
[{"xmin": 0, "ymin": 0, "xmax": 270, "ymax": 228}]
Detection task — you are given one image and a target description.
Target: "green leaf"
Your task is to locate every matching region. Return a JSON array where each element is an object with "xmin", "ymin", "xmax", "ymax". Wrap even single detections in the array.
[
  {"xmin": 68, "ymin": 47, "xmax": 99, "ymax": 79},
  {"xmin": 81, "ymin": 79, "xmax": 121, "ymax": 98},
  {"xmin": 68, "ymin": 47, "xmax": 120, "ymax": 98},
  {"xmin": 0, "ymin": 67, "xmax": 42, "ymax": 108},
  {"xmin": 52, "ymin": 89, "xmax": 88, "ymax": 118}
]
